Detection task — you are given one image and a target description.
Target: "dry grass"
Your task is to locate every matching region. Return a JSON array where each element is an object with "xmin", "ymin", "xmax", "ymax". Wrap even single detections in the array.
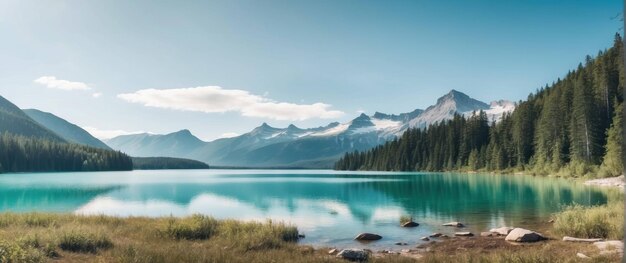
[{"xmin": 0, "ymin": 212, "xmax": 622, "ymax": 262}]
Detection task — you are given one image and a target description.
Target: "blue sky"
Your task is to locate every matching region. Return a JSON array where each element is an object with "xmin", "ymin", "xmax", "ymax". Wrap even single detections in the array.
[{"xmin": 0, "ymin": 0, "xmax": 622, "ymax": 141}]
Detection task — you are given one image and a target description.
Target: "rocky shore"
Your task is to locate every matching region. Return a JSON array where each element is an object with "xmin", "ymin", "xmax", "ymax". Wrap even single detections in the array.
[
  {"xmin": 327, "ymin": 223, "xmax": 623, "ymax": 262},
  {"xmin": 584, "ymin": 175, "xmax": 625, "ymax": 189}
]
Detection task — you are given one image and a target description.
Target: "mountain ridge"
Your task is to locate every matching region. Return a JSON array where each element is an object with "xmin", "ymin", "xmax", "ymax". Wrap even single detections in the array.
[{"xmin": 105, "ymin": 90, "xmax": 515, "ymax": 167}]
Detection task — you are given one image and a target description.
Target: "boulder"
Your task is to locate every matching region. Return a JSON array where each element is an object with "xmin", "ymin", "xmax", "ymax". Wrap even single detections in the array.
[
  {"xmin": 354, "ymin": 233, "xmax": 382, "ymax": 241},
  {"xmin": 336, "ymin": 249, "xmax": 369, "ymax": 261},
  {"xmin": 429, "ymin": 233, "xmax": 443, "ymax": 238},
  {"xmin": 420, "ymin": 236, "xmax": 430, "ymax": 241},
  {"xmin": 505, "ymin": 228, "xmax": 545, "ymax": 242},
  {"xmin": 455, "ymin": 232, "xmax": 473, "ymax": 237},
  {"xmin": 562, "ymin": 236, "xmax": 603, "ymax": 243},
  {"xmin": 489, "ymin": 227, "xmax": 514, "ymax": 236},
  {"xmin": 402, "ymin": 221, "xmax": 419, "ymax": 227},
  {"xmin": 442, "ymin": 221, "xmax": 464, "ymax": 227}
]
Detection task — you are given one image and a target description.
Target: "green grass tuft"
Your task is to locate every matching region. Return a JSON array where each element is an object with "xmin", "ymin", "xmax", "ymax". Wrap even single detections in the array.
[{"xmin": 58, "ymin": 231, "xmax": 113, "ymax": 253}]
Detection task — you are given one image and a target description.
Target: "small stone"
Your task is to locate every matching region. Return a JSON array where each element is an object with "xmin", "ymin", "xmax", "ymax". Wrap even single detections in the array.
[
  {"xmin": 576, "ymin": 253, "xmax": 590, "ymax": 259},
  {"xmin": 563, "ymin": 236, "xmax": 603, "ymax": 243},
  {"xmin": 354, "ymin": 233, "xmax": 382, "ymax": 241},
  {"xmin": 402, "ymin": 221, "xmax": 419, "ymax": 227},
  {"xmin": 442, "ymin": 221, "xmax": 464, "ymax": 227},
  {"xmin": 394, "ymin": 242, "xmax": 408, "ymax": 246},
  {"xmin": 455, "ymin": 232, "xmax": 473, "ymax": 237},
  {"xmin": 429, "ymin": 233, "xmax": 443, "ymax": 238},
  {"xmin": 336, "ymin": 249, "xmax": 369, "ymax": 261},
  {"xmin": 593, "ymin": 240, "xmax": 624, "ymax": 254},
  {"xmin": 489, "ymin": 227, "xmax": 514, "ymax": 236},
  {"xmin": 420, "ymin": 236, "xmax": 430, "ymax": 241}
]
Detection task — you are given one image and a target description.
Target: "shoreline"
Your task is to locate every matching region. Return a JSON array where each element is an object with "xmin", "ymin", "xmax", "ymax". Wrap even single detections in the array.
[{"xmin": 584, "ymin": 175, "xmax": 625, "ymax": 189}]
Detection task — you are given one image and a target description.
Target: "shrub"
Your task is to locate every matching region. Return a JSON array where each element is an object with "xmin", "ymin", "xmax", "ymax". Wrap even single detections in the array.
[
  {"xmin": 58, "ymin": 232, "xmax": 113, "ymax": 253},
  {"xmin": 553, "ymin": 202, "xmax": 624, "ymax": 239},
  {"xmin": 164, "ymin": 214, "xmax": 218, "ymax": 240},
  {"xmin": 399, "ymin": 215, "xmax": 413, "ymax": 224},
  {"xmin": 0, "ymin": 241, "xmax": 45, "ymax": 263}
]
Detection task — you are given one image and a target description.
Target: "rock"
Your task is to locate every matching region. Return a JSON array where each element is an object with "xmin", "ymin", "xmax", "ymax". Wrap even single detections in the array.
[
  {"xmin": 576, "ymin": 253, "xmax": 590, "ymax": 259},
  {"xmin": 562, "ymin": 236, "xmax": 603, "ymax": 243},
  {"xmin": 442, "ymin": 221, "xmax": 464, "ymax": 227},
  {"xmin": 394, "ymin": 242, "xmax": 408, "ymax": 246},
  {"xmin": 337, "ymin": 249, "xmax": 369, "ymax": 261},
  {"xmin": 328, "ymin": 249, "xmax": 338, "ymax": 255},
  {"xmin": 298, "ymin": 234, "xmax": 305, "ymax": 238},
  {"xmin": 429, "ymin": 233, "xmax": 443, "ymax": 238},
  {"xmin": 454, "ymin": 232, "xmax": 473, "ymax": 237},
  {"xmin": 481, "ymin": 232, "xmax": 495, "ymax": 237},
  {"xmin": 593, "ymin": 240, "xmax": 624, "ymax": 255},
  {"xmin": 402, "ymin": 221, "xmax": 419, "ymax": 227},
  {"xmin": 354, "ymin": 233, "xmax": 382, "ymax": 241},
  {"xmin": 505, "ymin": 228, "xmax": 546, "ymax": 242},
  {"xmin": 420, "ymin": 237, "xmax": 430, "ymax": 241},
  {"xmin": 329, "ymin": 210, "xmax": 338, "ymax": 215},
  {"xmin": 489, "ymin": 227, "xmax": 514, "ymax": 236}
]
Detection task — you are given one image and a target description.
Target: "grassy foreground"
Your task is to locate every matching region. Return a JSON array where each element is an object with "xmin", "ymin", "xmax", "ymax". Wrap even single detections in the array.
[{"xmin": 0, "ymin": 194, "xmax": 622, "ymax": 263}]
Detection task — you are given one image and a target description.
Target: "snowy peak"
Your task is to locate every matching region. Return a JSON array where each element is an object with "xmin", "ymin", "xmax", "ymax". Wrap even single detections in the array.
[{"xmin": 408, "ymin": 90, "xmax": 490, "ymax": 128}]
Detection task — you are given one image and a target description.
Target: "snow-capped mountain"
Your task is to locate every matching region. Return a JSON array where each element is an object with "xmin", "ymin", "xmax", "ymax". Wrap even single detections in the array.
[{"xmin": 105, "ymin": 90, "xmax": 515, "ymax": 168}]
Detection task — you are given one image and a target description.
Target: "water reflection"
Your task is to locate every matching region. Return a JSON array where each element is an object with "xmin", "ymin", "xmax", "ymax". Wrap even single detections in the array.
[{"xmin": 0, "ymin": 170, "xmax": 608, "ymax": 248}]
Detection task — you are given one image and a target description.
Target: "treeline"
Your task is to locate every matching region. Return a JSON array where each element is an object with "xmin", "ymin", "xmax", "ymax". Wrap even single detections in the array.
[
  {"xmin": 336, "ymin": 34, "xmax": 624, "ymax": 177},
  {"xmin": 0, "ymin": 132, "xmax": 133, "ymax": 173},
  {"xmin": 132, "ymin": 157, "xmax": 209, "ymax": 170}
]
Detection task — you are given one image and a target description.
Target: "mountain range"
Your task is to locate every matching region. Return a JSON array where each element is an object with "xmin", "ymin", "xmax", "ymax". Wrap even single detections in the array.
[{"xmin": 105, "ymin": 90, "xmax": 516, "ymax": 168}]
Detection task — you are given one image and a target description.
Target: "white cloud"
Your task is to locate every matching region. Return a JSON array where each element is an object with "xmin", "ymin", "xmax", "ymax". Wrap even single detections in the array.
[
  {"xmin": 92, "ymin": 92, "xmax": 103, "ymax": 98},
  {"xmin": 82, "ymin": 126, "xmax": 147, "ymax": 140},
  {"xmin": 117, "ymin": 86, "xmax": 344, "ymax": 121},
  {"xmin": 218, "ymin": 132, "xmax": 240, "ymax": 139},
  {"xmin": 34, "ymin": 76, "xmax": 90, "ymax": 90}
]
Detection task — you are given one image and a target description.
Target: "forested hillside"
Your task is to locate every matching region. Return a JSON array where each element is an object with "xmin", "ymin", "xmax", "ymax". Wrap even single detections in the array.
[
  {"xmin": 0, "ymin": 96, "xmax": 65, "ymax": 142},
  {"xmin": 24, "ymin": 109, "xmax": 112, "ymax": 150},
  {"xmin": 0, "ymin": 132, "xmax": 132, "ymax": 173},
  {"xmin": 336, "ymin": 34, "xmax": 624, "ymax": 178},
  {"xmin": 0, "ymin": 96, "xmax": 133, "ymax": 173}
]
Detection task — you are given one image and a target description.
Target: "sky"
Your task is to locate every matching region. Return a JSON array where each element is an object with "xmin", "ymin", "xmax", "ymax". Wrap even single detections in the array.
[{"xmin": 0, "ymin": 0, "xmax": 622, "ymax": 141}]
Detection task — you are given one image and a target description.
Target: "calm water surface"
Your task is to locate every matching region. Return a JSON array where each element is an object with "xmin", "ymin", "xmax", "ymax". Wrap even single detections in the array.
[{"xmin": 0, "ymin": 170, "xmax": 609, "ymax": 249}]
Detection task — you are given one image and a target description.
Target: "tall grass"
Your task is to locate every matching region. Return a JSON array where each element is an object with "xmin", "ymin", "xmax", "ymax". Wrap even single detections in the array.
[
  {"xmin": 553, "ymin": 202, "xmax": 624, "ymax": 239},
  {"xmin": 58, "ymin": 231, "xmax": 113, "ymax": 253},
  {"xmin": 553, "ymin": 188, "xmax": 624, "ymax": 239}
]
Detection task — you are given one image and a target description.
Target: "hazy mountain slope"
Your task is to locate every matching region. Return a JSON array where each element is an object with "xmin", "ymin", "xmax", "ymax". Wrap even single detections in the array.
[
  {"xmin": 24, "ymin": 109, "xmax": 111, "ymax": 149},
  {"xmin": 0, "ymin": 96, "xmax": 65, "ymax": 141},
  {"xmin": 105, "ymin": 129, "xmax": 205, "ymax": 157}
]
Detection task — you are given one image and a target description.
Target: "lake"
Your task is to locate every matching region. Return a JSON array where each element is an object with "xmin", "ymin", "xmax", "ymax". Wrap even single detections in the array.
[{"xmin": 0, "ymin": 169, "xmax": 609, "ymax": 249}]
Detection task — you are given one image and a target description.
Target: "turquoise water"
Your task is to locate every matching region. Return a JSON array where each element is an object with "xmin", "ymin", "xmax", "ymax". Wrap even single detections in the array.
[{"xmin": 0, "ymin": 170, "xmax": 608, "ymax": 248}]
